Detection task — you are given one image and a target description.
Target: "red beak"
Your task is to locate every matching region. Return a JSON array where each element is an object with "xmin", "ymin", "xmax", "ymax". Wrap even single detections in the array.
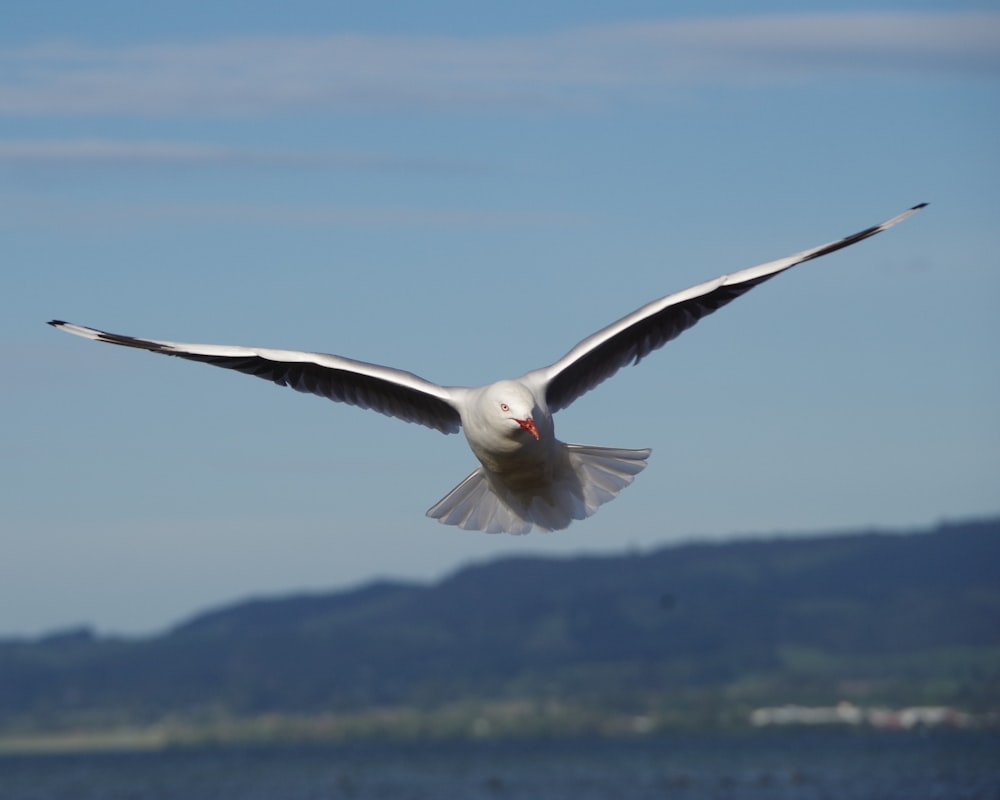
[{"xmin": 517, "ymin": 417, "xmax": 540, "ymax": 440}]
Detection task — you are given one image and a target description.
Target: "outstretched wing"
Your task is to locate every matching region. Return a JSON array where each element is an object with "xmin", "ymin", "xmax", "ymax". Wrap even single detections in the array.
[
  {"xmin": 48, "ymin": 321, "xmax": 464, "ymax": 434},
  {"xmin": 526, "ymin": 204, "xmax": 926, "ymax": 412}
]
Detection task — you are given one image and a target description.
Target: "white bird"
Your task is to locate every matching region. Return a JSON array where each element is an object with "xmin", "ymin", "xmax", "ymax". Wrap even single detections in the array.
[{"xmin": 50, "ymin": 204, "xmax": 925, "ymax": 535}]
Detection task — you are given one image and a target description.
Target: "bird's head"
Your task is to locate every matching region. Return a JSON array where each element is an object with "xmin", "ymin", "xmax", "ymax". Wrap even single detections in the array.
[{"xmin": 486, "ymin": 381, "xmax": 540, "ymax": 441}]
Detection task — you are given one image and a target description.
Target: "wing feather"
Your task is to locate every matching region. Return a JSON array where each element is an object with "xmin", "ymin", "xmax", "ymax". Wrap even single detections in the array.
[
  {"xmin": 528, "ymin": 204, "xmax": 926, "ymax": 412},
  {"xmin": 48, "ymin": 321, "xmax": 463, "ymax": 434}
]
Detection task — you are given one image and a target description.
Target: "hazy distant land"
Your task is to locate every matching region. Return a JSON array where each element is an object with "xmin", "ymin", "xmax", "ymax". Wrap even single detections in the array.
[{"xmin": 2, "ymin": 517, "xmax": 997, "ymax": 751}]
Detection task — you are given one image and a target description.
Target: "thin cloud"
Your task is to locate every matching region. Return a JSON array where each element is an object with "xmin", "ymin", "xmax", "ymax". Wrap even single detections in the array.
[
  {"xmin": 125, "ymin": 203, "xmax": 585, "ymax": 229},
  {"xmin": 0, "ymin": 139, "xmax": 470, "ymax": 172},
  {"xmin": 0, "ymin": 12, "xmax": 996, "ymax": 117},
  {"xmin": 0, "ymin": 140, "xmax": 252, "ymax": 163},
  {"xmin": 0, "ymin": 194, "xmax": 587, "ymax": 230}
]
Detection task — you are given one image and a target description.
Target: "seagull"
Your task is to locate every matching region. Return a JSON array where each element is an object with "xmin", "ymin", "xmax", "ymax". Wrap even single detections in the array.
[{"xmin": 50, "ymin": 204, "xmax": 925, "ymax": 534}]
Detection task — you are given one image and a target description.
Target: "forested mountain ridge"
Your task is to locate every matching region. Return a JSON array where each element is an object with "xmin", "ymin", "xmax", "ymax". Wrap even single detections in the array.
[{"xmin": 2, "ymin": 518, "xmax": 997, "ymax": 734}]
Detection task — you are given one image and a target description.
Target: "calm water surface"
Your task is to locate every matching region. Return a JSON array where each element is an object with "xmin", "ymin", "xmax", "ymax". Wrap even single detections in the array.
[{"xmin": 1, "ymin": 732, "xmax": 998, "ymax": 800}]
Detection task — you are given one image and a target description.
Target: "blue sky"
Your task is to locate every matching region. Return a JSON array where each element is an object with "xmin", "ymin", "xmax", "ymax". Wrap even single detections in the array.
[{"xmin": 3, "ymin": 2, "xmax": 998, "ymax": 636}]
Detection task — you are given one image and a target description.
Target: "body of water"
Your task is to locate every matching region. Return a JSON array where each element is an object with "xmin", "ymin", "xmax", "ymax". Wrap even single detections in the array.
[{"xmin": 1, "ymin": 731, "xmax": 998, "ymax": 799}]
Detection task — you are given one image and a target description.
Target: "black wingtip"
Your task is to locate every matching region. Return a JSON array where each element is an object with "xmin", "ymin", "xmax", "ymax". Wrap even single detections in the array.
[
  {"xmin": 48, "ymin": 319, "xmax": 65, "ymax": 327},
  {"xmin": 912, "ymin": 202, "xmax": 929, "ymax": 210}
]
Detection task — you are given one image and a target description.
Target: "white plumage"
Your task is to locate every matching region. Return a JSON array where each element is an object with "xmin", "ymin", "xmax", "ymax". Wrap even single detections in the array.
[{"xmin": 50, "ymin": 204, "xmax": 925, "ymax": 534}]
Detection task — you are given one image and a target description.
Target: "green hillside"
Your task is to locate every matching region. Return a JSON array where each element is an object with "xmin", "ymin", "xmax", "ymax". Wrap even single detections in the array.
[{"xmin": 1, "ymin": 518, "xmax": 997, "ymax": 744}]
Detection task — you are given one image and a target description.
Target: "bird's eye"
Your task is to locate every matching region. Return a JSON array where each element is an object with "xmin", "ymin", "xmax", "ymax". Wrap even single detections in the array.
[{"xmin": 500, "ymin": 402, "xmax": 510, "ymax": 413}]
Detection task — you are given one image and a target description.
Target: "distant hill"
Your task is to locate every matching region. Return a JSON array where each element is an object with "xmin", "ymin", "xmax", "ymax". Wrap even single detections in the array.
[{"xmin": 2, "ymin": 517, "xmax": 998, "ymax": 737}]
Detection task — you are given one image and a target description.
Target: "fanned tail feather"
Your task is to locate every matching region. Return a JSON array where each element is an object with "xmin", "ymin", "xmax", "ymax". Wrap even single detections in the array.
[
  {"xmin": 426, "ymin": 444, "xmax": 650, "ymax": 535},
  {"xmin": 425, "ymin": 467, "xmax": 531, "ymax": 534}
]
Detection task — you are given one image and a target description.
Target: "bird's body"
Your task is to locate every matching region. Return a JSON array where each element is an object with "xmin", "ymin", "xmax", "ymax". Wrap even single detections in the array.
[
  {"xmin": 50, "ymin": 204, "xmax": 925, "ymax": 534},
  {"xmin": 431, "ymin": 379, "xmax": 650, "ymax": 533}
]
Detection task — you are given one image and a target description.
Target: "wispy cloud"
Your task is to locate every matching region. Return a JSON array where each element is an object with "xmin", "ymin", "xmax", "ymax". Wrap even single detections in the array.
[
  {"xmin": 118, "ymin": 202, "xmax": 585, "ymax": 229},
  {"xmin": 0, "ymin": 139, "xmax": 471, "ymax": 171},
  {"xmin": 1, "ymin": 12, "xmax": 996, "ymax": 117},
  {"xmin": 0, "ymin": 140, "xmax": 271, "ymax": 164},
  {"xmin": 0, "ymin": 194, "xmax": 586, "ymax": 230}
]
